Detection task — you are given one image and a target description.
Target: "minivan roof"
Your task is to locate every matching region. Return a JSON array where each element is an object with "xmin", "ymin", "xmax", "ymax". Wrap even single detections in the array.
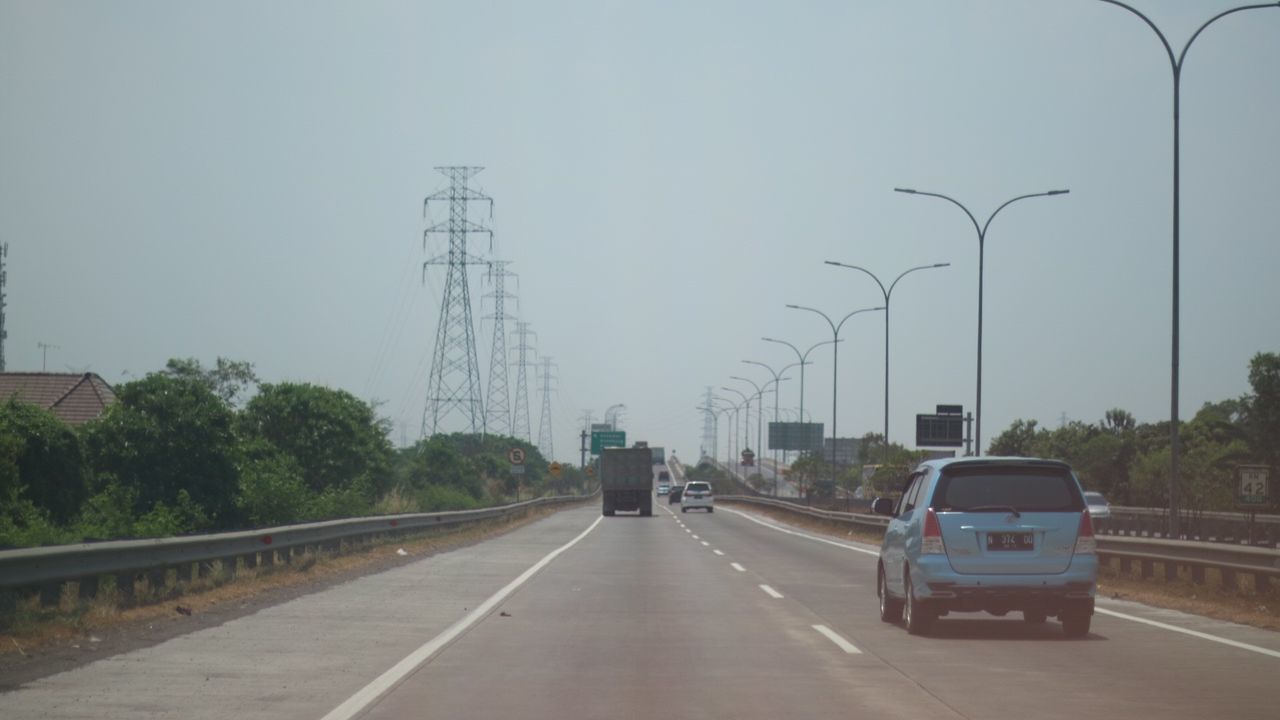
[{"xmin": 920, "ymin": 456, "xmax": 1073, "ymax": 472}]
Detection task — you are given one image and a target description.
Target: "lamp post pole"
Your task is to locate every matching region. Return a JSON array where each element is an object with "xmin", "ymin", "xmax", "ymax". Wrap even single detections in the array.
[
  {"xmin": 743, "ymin": 360, "xmax": 799, "ymax": 495},
  {"xmin": 824, "ymin": 261, "xmax": 950, "ymax": 461},
  {"xmin": 731, "ymin": 374, "xmax": 775, "ymax": 494},
  {"xmin": 762, "ymin": 337, "xmax": 841, "ymax": 455},
  {"xmin": 721, "ymin": 386, "xmax": 751, "ymax": 482},
  {"xmin": 1095, "ymin": 0, "xmax": 1278, "ymax": 543},
  {"xmin": 785, "ymin": 305, "xmax": 884, "ymax": 504},
  {"xmin": 894, "ymin": 188, "xmax": 1067, "ymax": 456}
]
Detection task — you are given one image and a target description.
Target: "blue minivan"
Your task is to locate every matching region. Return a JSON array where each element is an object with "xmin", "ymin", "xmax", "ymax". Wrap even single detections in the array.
[{"xmin": 872, "ymin": 457, "xmax": 1097, "ymax": 638}]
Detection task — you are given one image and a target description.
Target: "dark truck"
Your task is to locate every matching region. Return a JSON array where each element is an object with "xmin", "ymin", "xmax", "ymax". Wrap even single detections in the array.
[{"xmin": 600, "ymin": 446, "xmax": 654, "ymax": 517}]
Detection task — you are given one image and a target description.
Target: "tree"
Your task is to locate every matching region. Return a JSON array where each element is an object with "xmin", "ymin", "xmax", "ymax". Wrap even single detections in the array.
[
  {"xmin": 1244, "ymin": 352, "xmax": 1280, "ymax": 469},
  {"xmin": 82, "ymin": 374, "xmax": 240, "ymax": 529},
  {"xmin": 0, "ymin": 399, "xmax": 88, "ymax": 523},
  {"xmin": 987, "ymin": 419, "xmax": 1041, "ymax": 457},
  {"xmin": 240, "ymin": 383, "xmax": 394, "ymax": 499},
  {"xmin": 163, "ymin": 357, "xmax": 260, "ymax": 407}
]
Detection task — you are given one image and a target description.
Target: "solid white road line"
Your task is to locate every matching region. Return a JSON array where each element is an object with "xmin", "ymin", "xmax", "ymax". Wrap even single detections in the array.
[
  {"xmin": 731, "ymin": 562, "xmax": 746, "ymax": 572},
  {"xmin": 1094, "ymin": 608, "xmax": 1280, "ymax": 659},
  {"xmin": 721, "ymin": 507, "xmax": 879, "ymax": 556},
  {"xmin": 726, "ymin": 505, "xmax": 1280, "ymax": 660},
  {"xmin": 713, "ymin": 549, "xmax": 725, "ymax": 556},
  {"xmin": 812, "ymin": 624, "xmax": 861, "ymax": 654},
  {"xmin": 319, "ymin": 516, "xmax": 604, "ymax": 720},
  {"xmin": 759, "ymin": 584, "xmax": 784, "ymax": 599}
]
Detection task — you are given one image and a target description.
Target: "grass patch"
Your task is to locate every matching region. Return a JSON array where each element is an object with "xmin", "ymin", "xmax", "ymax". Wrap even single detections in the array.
[
  {"xmin": 721, "ymin": 499, "xmax": 1280, "ymax": 631},
  {"xmin": 0, "ymin": 503, "xmax": 574, "ymax": 658}
]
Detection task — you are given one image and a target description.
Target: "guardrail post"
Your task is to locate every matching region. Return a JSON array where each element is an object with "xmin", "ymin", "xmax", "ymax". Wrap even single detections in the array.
[
  {"xmin": 219, "ymin": 557, "xmax": 238, "ymax": 580},
  {"xmin": 38, "ymin": 581, "xmax": 61, "ymax": 608},
  {"xmin": 116, "ymin": 573, "xmax": 135, "ymax": 604},
  {"xmin": 77, "ymin": 576, "xmax": 99, "ymax": 602},
  {"xmin": 1220, "ymin": 568, "xmax": 1235, "ymax": 591},
  {"xmin": 243, "ymin": 552, "xmax": 258, "ymax": 570}
]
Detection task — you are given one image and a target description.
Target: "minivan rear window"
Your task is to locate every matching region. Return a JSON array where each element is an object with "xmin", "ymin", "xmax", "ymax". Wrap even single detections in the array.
[{"xmin": 930, "ymin": 465, "xmax": 1083, "ymax": 513}]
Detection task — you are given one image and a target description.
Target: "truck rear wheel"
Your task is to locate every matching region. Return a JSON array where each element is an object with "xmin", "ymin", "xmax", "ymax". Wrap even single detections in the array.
[{"xmin": 641, "ymin": 497, "xmax": 653, "ymax": 517}]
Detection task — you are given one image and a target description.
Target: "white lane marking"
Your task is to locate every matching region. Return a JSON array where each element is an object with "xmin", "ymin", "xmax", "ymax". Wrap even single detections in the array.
[
  {"xmin": 713, "ymin": 549, "xmax": 725, "ymax": 556},
  {"xmin": 1094, "ymin": 608, "xmax": 1280, "ymax": 659},
  {"xmin": 700, "ymin": 541, "xmax": 710, "ymax": 547},
  {"xmin": 759, "ymin": 584, "xmax": 784, "ymax": 599},
  {"xmin": 692, "ymin": 534, "xmax": 700, "ymax": 540},
  {"xmin": 726, "ymin": 507, "xmax": 1280, "ymax": 660},
  {"xmin": 685, "ymin": 528, "xmax": 692, "ymax": 533},
  {"xmin": 812, "ymin": 624, "xmax": 861, "ymax": 654},
  {"xmin": 721, "ymin": 507, "xmax": 879, "ymax": 556},
  {"xmin": 731, "ymin": 562, "xmax": 746, "ymax": 572},
  {"xmin": 319, "ymin": 516, "xmax": 603, "ymax": 720}
]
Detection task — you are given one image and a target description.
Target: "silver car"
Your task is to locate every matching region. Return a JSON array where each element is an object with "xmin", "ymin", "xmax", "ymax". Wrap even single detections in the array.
[
  {"xmin": 680, "ymin": 481, "xmax": 714, "ymax": 512},
  {"xmin": 872, "ymin": 457, "xmax": 1098, "ymax": 638},
  {"xmin": 1083, "ymin": 491, "xmax": 1111, "ymax": 520}
]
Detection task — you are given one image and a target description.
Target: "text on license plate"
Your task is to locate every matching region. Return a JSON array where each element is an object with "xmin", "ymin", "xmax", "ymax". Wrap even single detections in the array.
[{"xmin": 986, "ymin": 532, "xmax": 1034, "ymax": 551}]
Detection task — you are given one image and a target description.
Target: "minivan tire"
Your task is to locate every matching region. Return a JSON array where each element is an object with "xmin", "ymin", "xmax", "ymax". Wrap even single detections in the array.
[
  {"xmin": 878, "ymin": 567, "xmax": 903, "ymax": 623},
  {"xmin": 903, "ymin": 570, "xmax": 934, "ymax": 636},
  {"xmin": 1061, "ymin": 610, "xmax": 1091, "ymax": 638}
]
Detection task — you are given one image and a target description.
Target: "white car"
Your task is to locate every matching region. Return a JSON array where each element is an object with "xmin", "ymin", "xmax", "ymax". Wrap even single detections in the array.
[
  {"xmin": 681, "ymin": 481, "xmax": 714, "ymax": 513},
  {"xmin": 1083, "ymin": 491, "xmax": 1111, "ymax": 519}
]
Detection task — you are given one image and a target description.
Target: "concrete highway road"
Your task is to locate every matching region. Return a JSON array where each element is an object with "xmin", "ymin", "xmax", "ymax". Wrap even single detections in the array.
[{"xmin": 5, "ymin": 503, "xmax": 1279, "ymax": 719}]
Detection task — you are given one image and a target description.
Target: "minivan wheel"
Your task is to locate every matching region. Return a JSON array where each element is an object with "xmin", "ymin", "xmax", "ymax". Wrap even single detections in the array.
[
  {"xmin": 1061, "ymin": 610, "xmax": 1091, "ymax": 639},
  {"xmin": 878, "ymin": 567, "xmax": 903, "ymax": 623},
  {"xmin": 903, "ymin": 570, "xmax": 934, "ymax": 636}
]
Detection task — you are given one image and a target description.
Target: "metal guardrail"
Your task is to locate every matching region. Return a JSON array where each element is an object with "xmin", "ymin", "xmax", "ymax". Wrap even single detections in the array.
[
  {"xmin": 0, "ymin": 494, "xmax": 591, "ymax": 608},
  {"xmin": 1098, "ymin": 507, "xmax": 1280, "ymax": 548},
  {"xmin": 719, "ymin": 495, "xmax": 1280, "ymax": 593}
]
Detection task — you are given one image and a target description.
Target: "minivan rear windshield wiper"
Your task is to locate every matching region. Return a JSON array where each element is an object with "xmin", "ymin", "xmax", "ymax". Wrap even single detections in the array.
[{"xmin": 964, "ymin": 505, "xmax": 1021, "ymax": 517}]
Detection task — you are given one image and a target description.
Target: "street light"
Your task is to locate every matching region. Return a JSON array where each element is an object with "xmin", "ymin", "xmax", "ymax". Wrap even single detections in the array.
[
  {"xmin": 761, "ymin": 337, "xmax": 841, "ymax": 449},
  {"xmin": 785, "ymin": 304, "xmax": 885, "ymax": 503},
  {"xmin": 720, "ymin": 386, "xmax": 751, "ymax": 479},
  {"xmin": 709, "ymin": 396, "xmax": 737, "ymax": 469},
  {"xmin": 894, "ymin": 187, "xmax": 1067, "ymax": 456},
  {"xmin": 824, "ymin": 261, "xmax": 950, "ymax": 461},
  {"xmin": 1096, "ymin": 0, "xmax": 1279, "ymax": 541},
  {"xmin": 730, "ymin": 374, "xmax": 783, "ymax": 494},
  {"xmin": 742, "ymin": 360, "xmax": 799, "ymax": 494}
]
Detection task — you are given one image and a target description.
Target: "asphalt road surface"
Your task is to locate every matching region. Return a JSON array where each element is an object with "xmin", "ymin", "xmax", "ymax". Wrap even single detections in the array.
[{"xmin": 4, "ymin": 503, "xmax": 1279, "ymax": 719}]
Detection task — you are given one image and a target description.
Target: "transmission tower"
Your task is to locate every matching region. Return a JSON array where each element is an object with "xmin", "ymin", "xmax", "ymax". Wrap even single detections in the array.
[
  {"xmin": 511, "ymin": 321, "xmax": 537, "ymax": 443},
  {"xmin": 483, "ymin": 261, "xmax": 518, "ymax": 437},
  {"xmin": 0, "ymin": 243, "xmax": 8, "ymax": 372},
  {"xmin": 537, "ymin": 356, "xmax": 557, "ymax": 460},
  {"xmin": 702, "ymin": 386, "xmax": 717, "ymax": 460},
  {"xmin": 421, "ymin": 166, "xmax": 492, "ymax": 438}
]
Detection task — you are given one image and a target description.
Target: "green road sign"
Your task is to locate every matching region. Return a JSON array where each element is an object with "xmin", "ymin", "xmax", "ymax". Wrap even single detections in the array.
[{"xmin": 591, "ymin": 430, "xmax": 626, "ymax": 454}]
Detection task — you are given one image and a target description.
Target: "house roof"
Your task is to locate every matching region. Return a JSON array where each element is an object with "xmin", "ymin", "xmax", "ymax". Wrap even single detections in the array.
[{"xmin": 0, "ymin": 372, "xmax": 117, "ymax": 425}]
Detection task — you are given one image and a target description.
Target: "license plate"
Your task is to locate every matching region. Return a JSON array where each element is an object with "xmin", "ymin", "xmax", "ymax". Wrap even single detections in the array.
[{"xmin": 986, "ymin": 532, "xmax": 1034, "ymax": 551}]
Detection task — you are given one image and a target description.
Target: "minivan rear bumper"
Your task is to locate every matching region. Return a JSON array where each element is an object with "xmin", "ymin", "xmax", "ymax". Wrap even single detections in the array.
[{"xmin": 911, "ymin": 555, "xmax": 1096, "ymax": 615}]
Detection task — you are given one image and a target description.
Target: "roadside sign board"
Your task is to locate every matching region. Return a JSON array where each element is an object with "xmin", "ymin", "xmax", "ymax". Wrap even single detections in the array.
[
  {"xmin": 1238, "ymin": 465, "xmax": 1270, "ymax": 508},
  {"xmin": 509, "ymin": 464, "xmax": 525, "ymax": 475},
  {"xmin": 507, "ymin": 447, "xmax": 526, "ymax": 465},
  {"xmin": 549, "ymin": 461, "xmax": 562, "ymax": 477},
  {"xmin": 586, "ymin": 465, "xmax": 595, "ymax": 477},
  {"xmin": 591, "ymin": 430, "xmax": 626, "ymax": 454},
  {"xmin": 916, "ymin": 413, "xmax": 964, "ymax": 447},
  {"xmin": 768, "ymin": 422, "xmax": 825, "ymax": 452}
]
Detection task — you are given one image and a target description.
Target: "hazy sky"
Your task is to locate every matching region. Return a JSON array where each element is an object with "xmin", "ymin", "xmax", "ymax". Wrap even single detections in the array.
[{"xmin": 2, "ymin": 1, "xmax": 1277, "ymax": 463}]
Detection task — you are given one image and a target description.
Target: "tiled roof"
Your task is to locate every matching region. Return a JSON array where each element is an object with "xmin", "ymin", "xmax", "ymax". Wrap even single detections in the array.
[{"xmin": 0, "ymin": 372, "xmax": 117, "ymax": 425}]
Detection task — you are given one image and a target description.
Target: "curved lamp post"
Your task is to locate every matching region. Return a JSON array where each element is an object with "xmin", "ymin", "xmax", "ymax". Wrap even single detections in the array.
[
  {"xmin": 720, "ymin": 386, "xmax": 751, "ymax": 478},
  {"xmin": 1095, "ymin": 0, "xmax": 1279, "ymax": 540},
  {"xmin": 824, "ymin": 261, "xmax": 949, "ymax": 460},
  {"xmin": 761, "ymin": 337, "xmax": 840, "ymax": 451},
  {"xmin": 785, "ymin": 304, "xmax": 884, "ymax": 502},
  {"xmin": 894, "ymin": 188, "xmax": 1067, "ymax": 456}
]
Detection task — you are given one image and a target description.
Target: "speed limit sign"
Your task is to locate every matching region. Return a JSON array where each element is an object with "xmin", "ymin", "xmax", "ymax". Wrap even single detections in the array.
[{"xmin": 1238, "ymin": 465, "xmax": 1270, "ymax": 508}]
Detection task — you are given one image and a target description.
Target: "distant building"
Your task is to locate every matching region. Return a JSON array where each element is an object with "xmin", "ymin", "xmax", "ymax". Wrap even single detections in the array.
[{"xmin": 0, "ymin": 372, "xmax": 117, "ymax": 425}]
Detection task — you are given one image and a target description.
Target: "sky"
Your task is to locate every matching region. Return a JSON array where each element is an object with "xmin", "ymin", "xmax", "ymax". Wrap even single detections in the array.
[{"xmin": 1, "ymin": 0, "xmax": 1277, "ymax": 464}]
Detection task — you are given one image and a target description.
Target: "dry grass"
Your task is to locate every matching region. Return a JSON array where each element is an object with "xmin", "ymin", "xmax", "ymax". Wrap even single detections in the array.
[
  {"xmin": 722, "ymin": 500, "xmax": 1280, "ymax": 632},
  {"xmin": 0, "ymin": 504, "xmax": 570, "ymax": 659}
]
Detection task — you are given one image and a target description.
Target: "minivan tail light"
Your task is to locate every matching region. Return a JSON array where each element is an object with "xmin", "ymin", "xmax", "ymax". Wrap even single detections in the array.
[
  {"xmin": 1074, "ymin": 511, "xmax": 1097, "ymax": 555},
  {"xmin": 921, "ymin": 509, "xmax": 945, "ymax": 555}
]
